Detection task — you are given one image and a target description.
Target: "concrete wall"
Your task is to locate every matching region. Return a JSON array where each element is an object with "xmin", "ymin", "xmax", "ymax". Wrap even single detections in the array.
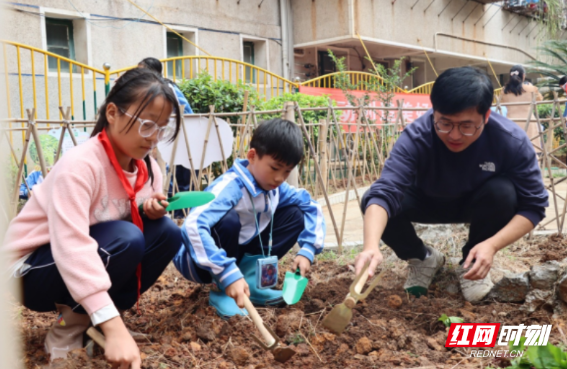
[
  {"xmin": 3, "ymin": 0, "xmax": 287, "ymax": 119},
  {"xmin": 291, "ymin": 0, "xmax": 562, "ymax": 67}
]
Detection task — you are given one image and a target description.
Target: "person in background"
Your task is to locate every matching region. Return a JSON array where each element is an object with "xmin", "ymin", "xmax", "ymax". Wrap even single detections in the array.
[
  {"xmin": 500, "ymin": 65, "xmax": 543, "ymax": 152},
  {"xmin": 138, "ymin": 57, "xmax": 197, "ymax": 218},
  {"xmin": 19, "ymin": 170, "xmax": 44, "ymax": 199}
]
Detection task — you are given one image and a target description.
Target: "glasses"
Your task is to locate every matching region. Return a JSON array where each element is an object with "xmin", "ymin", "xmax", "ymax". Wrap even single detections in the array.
[
  {"xmin": 119, "ymin": 109, "xmax": 176, "ymax": 142},
  {"xmin": 434, "ymin": 120, "xmax": 484, "ymax": 136}
]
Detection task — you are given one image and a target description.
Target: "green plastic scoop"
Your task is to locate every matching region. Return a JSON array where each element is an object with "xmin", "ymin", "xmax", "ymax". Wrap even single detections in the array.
[
  {"xmin": 282, "ymin": 268, "xmax": 308, "ymax": 305},
  {"xmin": 138, "ymin": 191, "xmax": 215, "ymax": 212}
]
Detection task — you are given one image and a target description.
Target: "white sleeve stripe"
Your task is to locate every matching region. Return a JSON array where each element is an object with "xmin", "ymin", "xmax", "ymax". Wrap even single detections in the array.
[
  {"xmin": 301, "ymin": 247, "xmax": 315, "ymax": 256},
  {"xmin": 219, "ymin": 267, "xmax": 240, "ymax": 283},
  {"xmin": 311, "ymin": 200, "xmax": 325, "ymax": 250}
]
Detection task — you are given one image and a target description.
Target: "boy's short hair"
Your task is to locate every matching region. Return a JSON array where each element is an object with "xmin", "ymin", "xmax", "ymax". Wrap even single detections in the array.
[
  {"xmin": 559, "ymin": 76, "xmax": 567, "ymax": 86},
  {"xmin": 250, "ymin": 118, "xmax": 304, "ymax": 166},
  {"xmin": 431, "ymin": 67, "xmax": 493, "ymax": 117}
]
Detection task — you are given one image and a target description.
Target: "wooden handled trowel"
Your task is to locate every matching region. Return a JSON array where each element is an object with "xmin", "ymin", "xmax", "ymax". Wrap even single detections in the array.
[
  {"xmin": 243, "ymin": 295, "xmax": 296, "ymax": 363},
  {"xmin": 322, "ymin": 261, "xmax": 384, "ymax": 334}
]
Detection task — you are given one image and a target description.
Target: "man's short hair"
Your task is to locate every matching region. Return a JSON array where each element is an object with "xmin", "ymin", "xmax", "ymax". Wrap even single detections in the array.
[
  {"xmin": 430, "ymin": 67, "xmax": 494, "ymax": 117},
  {"xmin": 250, "ymin": 118, "xmax": 304, "ymax": 166}
]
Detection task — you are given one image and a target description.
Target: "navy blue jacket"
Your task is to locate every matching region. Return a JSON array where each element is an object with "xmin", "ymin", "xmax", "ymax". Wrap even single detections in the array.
[{"xmin": 364, "ymin": 110, "xmax": 548, "ymax": 226}]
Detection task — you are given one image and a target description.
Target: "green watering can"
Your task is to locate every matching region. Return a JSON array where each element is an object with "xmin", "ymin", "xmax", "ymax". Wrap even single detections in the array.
[
  {"xmin": 282, "ymin": 269, "xmax": 309, "ymax": 305},
  {"xmin": 138, "ymin": 191, "xmax": 215, "ymax": 212}
]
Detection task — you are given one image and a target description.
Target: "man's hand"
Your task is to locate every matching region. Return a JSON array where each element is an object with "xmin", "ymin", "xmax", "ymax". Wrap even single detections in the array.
[
  {"xmin": 99, "ymin": 316, "xmax": 141, "ymax": 369},
  {"xmin": 142, "ymin": 193, "xmax": 168, "ymax": 220},
  {"xmin": 225, "ymin": 278, "xmax": 250, "ymax": 308},
  {"xmin": 354, "ymin": 246, "xmax": 383, "ymax": 278},
  {"xmin": 292, "ymin": 255, "xmax": 311, "ymax": 277},
  {"xmin": 463, "ymin": 241, "xmax": 497, "ymax": 280}
]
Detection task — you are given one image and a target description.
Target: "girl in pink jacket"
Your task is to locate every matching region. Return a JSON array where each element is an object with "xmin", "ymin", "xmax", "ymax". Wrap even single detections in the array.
[{"xmin": 4, "ymin": 68, "xmax": 183, "ymax": 368}]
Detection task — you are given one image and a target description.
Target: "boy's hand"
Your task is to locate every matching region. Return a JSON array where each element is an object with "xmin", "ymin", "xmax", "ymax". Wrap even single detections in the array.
[
  {"xmin": 292, "ymin": 255, "xmax": 311, "ymax": 277},
  {"xmin": 142, "ymin": 193, "xmax": 168, "ymax": 220},
  {"xmin": 225, "ymin": 278, "xmax": 250, "ymax": 309}
]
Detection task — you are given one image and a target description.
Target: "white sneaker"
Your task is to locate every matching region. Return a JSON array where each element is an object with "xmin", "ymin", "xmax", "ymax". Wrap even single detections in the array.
[
  {"xmin": 457, "ymin": 265, "xmax": 494, "ymax": 302},
  {"xmin": 404, "ymin": 245, "xmax": 445, "ymax": 297}
]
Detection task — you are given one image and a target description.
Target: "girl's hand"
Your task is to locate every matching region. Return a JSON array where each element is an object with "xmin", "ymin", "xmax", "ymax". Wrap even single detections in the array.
[
  {"xmin": 99, "ymin": 317, "xmax": 141, "ymax": 369},
  {"xmin": 143, "ymin": 193, "xmax": 168, "ymax": 220}
]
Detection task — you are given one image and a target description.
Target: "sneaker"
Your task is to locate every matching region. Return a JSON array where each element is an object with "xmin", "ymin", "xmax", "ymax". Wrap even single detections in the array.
[
  {"xmin": 456, "ymin": 265, "xmax": 493, "ymax": 302},
  {"xmin": 45, "ymin": 304, "xmax": 91, "ymax": 361},
  {"xmin": 404, "ymin": 245, "xmax": 445, "ymax": 297}
]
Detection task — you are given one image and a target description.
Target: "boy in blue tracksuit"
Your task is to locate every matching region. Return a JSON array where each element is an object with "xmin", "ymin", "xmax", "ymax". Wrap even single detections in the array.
[{"xmin": 174, "ymin": 118, "xmax": 326, "ymax": 318}]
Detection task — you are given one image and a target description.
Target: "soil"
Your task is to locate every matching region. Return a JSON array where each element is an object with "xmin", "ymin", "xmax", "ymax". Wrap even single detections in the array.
[{"xmin": 18, "ymin": 235, "xmax": 567, "ymax": 369}]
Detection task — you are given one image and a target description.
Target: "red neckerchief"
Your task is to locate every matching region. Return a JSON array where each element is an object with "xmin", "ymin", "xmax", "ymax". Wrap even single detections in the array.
[{"xmin": 98, "ymin": 129, "xmax": 148, "ymax": 314}]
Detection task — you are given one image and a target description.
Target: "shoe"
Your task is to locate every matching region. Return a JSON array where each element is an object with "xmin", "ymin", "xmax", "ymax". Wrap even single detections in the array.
[
  {"xmin": 208, "ymin": 276, "xmax": 248, "ymax": 319},
  {"xmin": 404, "ymin": 245, "xmax": 445, "ymax": 297},
  {"xmin": 239, "ymin": 253, "xmax": 285, "ymax": 307},
  {"xmin": 45, "ymin": 304, "xmax": 91, "ymax": 361},
  {"xmin": 457, "ymin": 265, "xmax": 494, "ymax": 302}
]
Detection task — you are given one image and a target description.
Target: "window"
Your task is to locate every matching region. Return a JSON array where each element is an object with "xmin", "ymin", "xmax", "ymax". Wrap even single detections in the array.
[
  {"xmin": 243, "ymin": 41, "xmax": 256, "ymax": 83},
  {"xmin": 45, "ymin": 18, "xmax": 75, "ymax": 72},
  {"xmin": 166, "ymin": 32, "xmax": 183, "ymax": 79}
]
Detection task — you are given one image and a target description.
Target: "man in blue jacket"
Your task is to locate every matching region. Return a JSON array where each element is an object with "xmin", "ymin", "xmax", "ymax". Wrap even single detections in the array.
[
  {"xmin": 354, "ymin": 67, "xmax": 548, "ymax": 302},
  {"xmin": 174, "ymin": 119, "xmax": 325, "ymax": 318}
]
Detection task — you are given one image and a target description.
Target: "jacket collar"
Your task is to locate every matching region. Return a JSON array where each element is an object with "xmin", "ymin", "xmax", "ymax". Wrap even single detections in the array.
[{"xmin": 231, "ymin": 159, "xmax": 267, "ymax": 197}]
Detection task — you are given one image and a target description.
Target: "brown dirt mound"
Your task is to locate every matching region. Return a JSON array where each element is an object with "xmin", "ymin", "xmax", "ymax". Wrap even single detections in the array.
[{"xmin": 18, "ymin": 239, "xmax": 567, "ymax": 369}]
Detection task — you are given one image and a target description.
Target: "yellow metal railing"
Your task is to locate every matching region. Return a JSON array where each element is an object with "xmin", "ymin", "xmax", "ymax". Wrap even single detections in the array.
[
  {"xmin": 407, "ymin": 82, "xmax": 434, "ymax": 95},
  {"xmin": 299, "ymin": 71, "xmax": 406, "ymax": 93},
  {"xmin": 1, "ymin": 40, "xmax": 505, "ymax": 127},
  {"xmin": 1, "ymin": 40, "xmax": 107, "ymax": 122},
  {"xmin": 109, "ymin": 55, "xmax": 299, "ymax": 100}
]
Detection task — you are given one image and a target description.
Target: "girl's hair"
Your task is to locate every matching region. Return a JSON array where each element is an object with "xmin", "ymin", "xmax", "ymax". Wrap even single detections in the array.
[
  {"xmin": 504, "ymin": 65, "xmax": 526, "ymax": 96},
  {"xmin": 138, "ymin": 57, "xmax": 163, "ymax": 75},
  {"xmin": 91, "ymin": 68, "xmax": 181, "ymax": 185}
]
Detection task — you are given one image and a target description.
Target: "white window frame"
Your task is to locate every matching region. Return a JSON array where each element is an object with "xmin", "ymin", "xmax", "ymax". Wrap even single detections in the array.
[
  {"xmin": 39, "ymin": 7, "xmax": 92, "ymax": 78},
  {"xmin": 163, "ymin": 25, "xmax": 199, "ymax": 81},
  {"xmin": 240, "ymin": 34, "xmax": 270, "ymax": 87}
]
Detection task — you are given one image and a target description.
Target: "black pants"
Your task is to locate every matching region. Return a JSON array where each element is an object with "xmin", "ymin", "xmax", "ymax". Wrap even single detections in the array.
[
  {"xmin": 22, "ymin": 217, "xmax": 181, "ymax": 314},
  {"xmin": 192, "ymin": 205, "xmax": 304, "ymax": 283},
  {"xmin": 361, "ymin": 176, "xmax": 517, "ymax": 261}
]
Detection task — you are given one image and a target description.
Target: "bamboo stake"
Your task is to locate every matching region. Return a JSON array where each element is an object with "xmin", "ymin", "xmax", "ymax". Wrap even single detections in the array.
[
  {"xmin": 3, "ymin": 130, "xmax": 31, "ymax": 197},
  {"xmin": 210, "ymin": 106, "xmax": 229, "ymax": 172},
  {"xmin": 12, "ymin": 125, "xmax": 33, "ymax": 214},
  {"xmin": 197, "ymin": 109, "xmax": 215, "ymax": 186},
  {"xmin": 319, "ymin": 119, "xmax": 329, "ymax": 194},
  {"xmin": 532, "ymin": 94, "xmax": 561, "ymax": 231},
  {"xmin": 179, "ymin": 109, "xmax": 199, "ymax": 191},
  {"xmin": 295, "ymin": 102, "xmax": 341, "ymax": 251},
  {"xmin": 27, "ymin": 108, "xmax": 48, "ymax": 178}
]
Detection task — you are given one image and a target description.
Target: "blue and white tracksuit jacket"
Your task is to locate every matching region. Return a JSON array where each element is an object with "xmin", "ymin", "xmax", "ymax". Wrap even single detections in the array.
[{"xmin": 176, "ymin": 159, "xmax": 326, "ymax": 289}]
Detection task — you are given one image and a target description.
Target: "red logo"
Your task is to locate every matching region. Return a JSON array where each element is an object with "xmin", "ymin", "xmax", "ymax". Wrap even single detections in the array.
[{"xmin": 445, "ymin": 323, "xmax": 501, "ymax": 347}]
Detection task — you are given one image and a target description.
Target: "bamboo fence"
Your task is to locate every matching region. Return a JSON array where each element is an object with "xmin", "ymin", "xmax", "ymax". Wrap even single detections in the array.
[{"xmin": 2, "ymin": 94, "xmax": 567, "ymax": 252}]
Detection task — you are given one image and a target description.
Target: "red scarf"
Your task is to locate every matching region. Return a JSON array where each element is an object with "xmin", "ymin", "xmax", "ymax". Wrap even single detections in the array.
[{"xmin": 98, "ymin": 129, "xmax": 148, "ymax": 313}]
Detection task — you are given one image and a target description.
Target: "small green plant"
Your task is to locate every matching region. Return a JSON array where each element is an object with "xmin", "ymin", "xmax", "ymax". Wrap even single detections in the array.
[
  {"xmin": 289, "ymin": 333, "xmax": 305, "ymax": 345},
  {"xmin": 506, "ymin": 336, "xmax": 567, "ymax": 369},
  {"xmin": 317, "ymin": 250, "xmax": 338, "ymax": 261},
  {"xmin": 438, "ymin": 314, "xmax": 464, "ymax": 327}
]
